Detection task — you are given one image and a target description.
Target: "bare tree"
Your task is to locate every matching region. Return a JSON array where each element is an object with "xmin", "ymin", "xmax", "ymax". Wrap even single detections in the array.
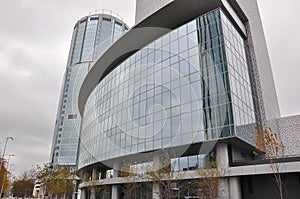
[
  {"xmin": 146, "ymin": 151, "xmax": 181, "ymax": 199},
  {"xmin": 193, "ymin": 159, "xmax": 225, "ymax": 199},
  {"xmin": 120, "ymin": 162, "xmax": 144, "ymax": 199},
  {"xmin": 120, "ymin": 151, "xmax": 180, "ymax": 199},
  {"xmin": 253, "ymin": 126, "xmax": 285, "ymax": 199}
]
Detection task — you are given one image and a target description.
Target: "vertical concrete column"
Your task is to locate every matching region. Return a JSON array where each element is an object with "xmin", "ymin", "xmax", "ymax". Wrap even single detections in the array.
[
  {"xmin": 152, "ymin": 153, "xmax": 161, "ymax": 199},
  {"xmin": 90, "ymin": 168, "xmax": 98, "ymax": 199},
  {"xmin": 216, "ymin": 143, "xmax": 229, "ymax": 168},
  {"xmin": 92, "ymin": 168, "xmax": 98, "ymax": 180},
  {"xmin": 113, "ymin": 161, "xmax": 121, "ymax": 178},
  {"xmin": 216, "ymin": 143, "xmax": 230, "ymax": 199},
  {"xmin": 90, "ymin": 188, "xmax": 96, "ymax": 199},
  {"xmin": 112, "ymin": 161, "xmax": 121, "ymax": 199},
  {"xmin": 80, "ymin": 188, "xmax": 86, "ymax": 199},
  {"xmin": 83, "ymin": 172, "xmax": 88, "ymax": 182},
  {"xmin": 229, "ymin": 177, "xmax": 242, "ymax": 199}
]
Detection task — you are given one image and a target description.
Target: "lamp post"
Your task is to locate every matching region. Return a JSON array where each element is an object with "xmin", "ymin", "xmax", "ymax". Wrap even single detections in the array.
[
  {"xmin": 187, "ymin": 181, "xmax": 191, "ymax": 198},
  {"xmin": 0, "ymin": 137, "xmax": 14, "ymax": 178},
  {"xmin": 0, "ymin": 137, "xmax": 14, "ymax": 169},
  {"xmin": 0, "ymin": 137, "xmax": 14, "ymax": 198},
  {"xmin": 1, "ymin": 137, "xmax": 14, "ymax": 157}
]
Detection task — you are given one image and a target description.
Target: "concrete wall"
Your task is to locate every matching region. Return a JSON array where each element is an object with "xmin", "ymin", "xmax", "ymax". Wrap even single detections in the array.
[
  {"xmin": 135, "ymin": 0, "xmax": 173, "ymax": 23},
  {"xmin": 233, "ymin": 0, "xmax": 281, "ymax": 122},
  {"xmin": 278, "ymin": 115, "xmax": 300, "ymax": 156},
  {"xmin": 241, "ymin": 173, "xmax": 300, "ymax": 199}
]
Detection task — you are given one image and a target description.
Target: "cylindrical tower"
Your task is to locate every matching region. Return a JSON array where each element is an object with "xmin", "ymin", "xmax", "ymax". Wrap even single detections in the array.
[{"xmin": 50, "ymin": 12, "xmax": 128, "ymax": 167}]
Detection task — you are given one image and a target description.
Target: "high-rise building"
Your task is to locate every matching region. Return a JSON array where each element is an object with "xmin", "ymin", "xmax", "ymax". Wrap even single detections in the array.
[
  {"xmin": 50, "ymin": 12, "xmax": 128, "ymax": 167},
  {"xmin": 54, "ymin": 1, "xmax": 299, "ymax": 199}
]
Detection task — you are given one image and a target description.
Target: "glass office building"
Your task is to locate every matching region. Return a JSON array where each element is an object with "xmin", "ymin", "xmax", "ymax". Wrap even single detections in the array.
[
  {"xmin": 45, "ymin": 1, "xmax": 300, "ymax": 199},
  {"xmin": 75, "ymin": 0, "xmax": 274, "ymax": 196},
  {"xmin": 50, "ymin": 13, "xmax": 128, "ymax": 167}
]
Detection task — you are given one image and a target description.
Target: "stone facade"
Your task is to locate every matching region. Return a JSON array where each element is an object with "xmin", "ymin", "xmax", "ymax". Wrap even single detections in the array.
[
  {"xmin": 234, "ymin": 0, "xmax": 281, "ymax": 121},
  {"xmin": 278, "ymin": 115, "xmax": 300, "ymax": 156},
  {"xmin": 135, "ymin": 0, "xmax": 173, "ymax": 23}
]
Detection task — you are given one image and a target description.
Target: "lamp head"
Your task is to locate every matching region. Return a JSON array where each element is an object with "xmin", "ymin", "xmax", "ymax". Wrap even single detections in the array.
[{"xmin": 7, "ymin": 137, "xmax": 14, "ymax": 141}]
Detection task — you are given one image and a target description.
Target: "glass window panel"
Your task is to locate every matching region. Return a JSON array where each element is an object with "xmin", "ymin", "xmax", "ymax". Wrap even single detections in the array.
[
  {"xmin": 189, "ymin": 55, "xmax": 200, "ymax": 69},
  {"xmin": 180, "ymin": 157, "xmax": 188, "ymax": 171},
  {"xmin": 188, "ymin": 156, "xmax": 198, "ymax": 169},
  {"xmin": 181, "ymin": 85, "xmax": 191, "ymax": 104},
  {"xmin": 170, "ymin": 40, "xmax": 179, "ymax": 54},
  {"xmin": 188, "ymin": 31, "xmax": 198, "ymax": 48},
  {"xmin": 170, "ymin": 29, "xmax": 178, "ymax": 41},
  {"xmin": 179, "ymin": 60, "xmax": 189, "ymax": 77},
  {"xmin": 188, "ymin": 20, "xmax": 197, "ymax": 33},
  {"xmin": 179, "ymin": 36, "xmax": 188, "ymax": 52},
  {"xmin": 181, "ymin": 113, "xmax": 192, "ymax": 133}
]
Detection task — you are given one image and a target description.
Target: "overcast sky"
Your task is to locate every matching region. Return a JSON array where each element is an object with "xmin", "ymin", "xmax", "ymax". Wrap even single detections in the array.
[{"xmin": 0, "ymin": 0, "xmax": 299, "ymax": 177}]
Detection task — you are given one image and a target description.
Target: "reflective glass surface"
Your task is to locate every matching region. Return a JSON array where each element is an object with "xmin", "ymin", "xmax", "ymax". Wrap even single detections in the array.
[
  {"xmin": 51, "ymin": 14, "xmax": 128, "ymax": 166},
  {"xmin": 221, "ymin": 11, "xmax": 256, "ymax": 143},
  {"xmin": 51, "ymin": 63, "xmax": 89, "ymax": 165},
  {"xmin": 78, "ymin": 9, "xmax": 257, "ymax": 169},
  {"xmin": 71, "ymin": 20, "xmax": 86, "ymax": 65},
  {"xmin": 81, "ymin": 19, "xmax": 98, "ymax": 62}
]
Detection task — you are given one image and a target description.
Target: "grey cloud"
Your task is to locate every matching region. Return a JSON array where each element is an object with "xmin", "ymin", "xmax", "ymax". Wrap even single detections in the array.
[
  {"xmin": 258, "ymin": 0, "xmax": 300, "ymax": 117},
  {"xmin": 0, "ymin": 0, "xmax": 135, "ymax": 177}
]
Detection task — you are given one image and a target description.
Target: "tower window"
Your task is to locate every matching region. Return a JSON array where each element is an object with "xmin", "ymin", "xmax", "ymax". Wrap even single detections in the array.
[
  {"xmin": 68, "ymin": 114, "xmax": 78, "ymax": 119},
  {"xmin": 103, "ymin": 17, "xmax": 111, "ymax": 22},
  {"xmin": 115, "ymin": 21, "xmax": 122, "ymax": 26}
]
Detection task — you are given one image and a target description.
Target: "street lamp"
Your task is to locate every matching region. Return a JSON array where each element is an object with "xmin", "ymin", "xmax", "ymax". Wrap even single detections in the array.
[
  {"xmin": 1, "ymin": 137, "xmax": 14, "ymax": 158},
  {"xmin": 187, "ymin": 181, "xmax": 191, "ymax": 198},
  {"xmin": 0, "ymin": 137, "xmax": 14, "ymax": 198},
  {"xmin": 0, "ymin": 137, "xmax": 14, "ymax": 168}
]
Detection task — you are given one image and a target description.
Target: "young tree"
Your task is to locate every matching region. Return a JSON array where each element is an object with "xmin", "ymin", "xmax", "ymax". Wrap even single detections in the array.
[
  {"xmin": 11, "ymin": 179, "xmax": 34, "ymax": 198},
  {"xmin": 49, "ymin": 167, "xmax": 74, "ymax": 198},
  {"xmin": 253, "ymin": 127, "xmax": 285, "ymax": 199},
  {"xmin": 120, "ymin": 162, "xmax": 143, "ymax": 199},
  {"xmin": 11, "ymin": 167, "xmax": 39, "ymax": 198},
  {"xmin": 194, "ymin": 159, "xmax": 225, "ymax": 199},
  {"xmin": 37, "ymin": 164, "xmax": 75, "ymax": 199},
  {"xmin": 120, "ymin": 151, "xmax": 179, "ymax": 199},
  {"xmin": 0, "ymin": 157, "xmax": 10, "ymax": 197},
  {"xmin": 147, "ymin": 151, "xmax": 181, "ymax": 199}
]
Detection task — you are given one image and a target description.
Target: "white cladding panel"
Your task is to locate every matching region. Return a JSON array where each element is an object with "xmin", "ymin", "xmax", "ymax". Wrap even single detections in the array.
[
  {"xmin": 135, "ymin": 0, "xmax": 174, "ymax": 23},
  {"xmin": 234, "ymin": 0, "xmax": 280, "ymax": 120}
]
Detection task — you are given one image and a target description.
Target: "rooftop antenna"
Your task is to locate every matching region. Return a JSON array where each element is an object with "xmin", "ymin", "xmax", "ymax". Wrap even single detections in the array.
[{"xmin": 86, "ymin": 9, "xmax": 124, "ymax": 21}]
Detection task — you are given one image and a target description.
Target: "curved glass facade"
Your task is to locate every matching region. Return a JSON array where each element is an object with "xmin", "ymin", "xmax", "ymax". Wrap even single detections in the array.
[
  {"xmin": 50, "ymin": 14, "xmax": 128, "ymax": 166},
  {"xmin": 78, "ymin": 9, "xmax": 256, "ymax": 169}
]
